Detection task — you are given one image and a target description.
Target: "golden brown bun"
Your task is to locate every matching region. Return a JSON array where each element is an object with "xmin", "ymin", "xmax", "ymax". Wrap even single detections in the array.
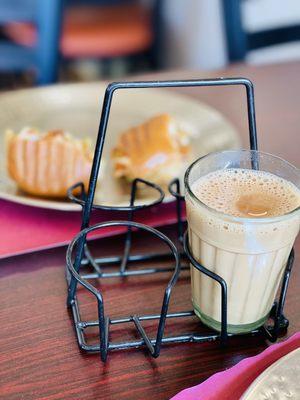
[
  {"xmin": 111, "ymin": 114, "xmax": 191, "ymax": 185},
  {"xmin": 6, "ymin": 128, "xmax": 93, "ymax": 198}
]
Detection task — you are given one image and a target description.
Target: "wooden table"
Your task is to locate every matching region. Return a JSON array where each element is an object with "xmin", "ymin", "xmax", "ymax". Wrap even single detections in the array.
[{"xmin": 1, "ymin": 62, "xmax": 299, "ymax": 400}]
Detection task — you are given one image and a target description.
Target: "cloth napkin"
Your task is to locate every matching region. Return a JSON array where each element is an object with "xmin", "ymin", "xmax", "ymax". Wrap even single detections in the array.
[
  {"xmin": 171, "ymin": 332, "xmax": 300, "ymax": 400},
  {"xmin": 0, "ymin": 199, "xmax": 181, "ymax": 258}
]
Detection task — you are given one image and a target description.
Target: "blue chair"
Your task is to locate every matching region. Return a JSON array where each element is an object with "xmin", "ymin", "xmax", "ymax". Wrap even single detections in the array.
[
  {"xmin": 2, "ymin": 0, "xmax": 163, "ymax": 85},
  {"xmin": 0, "ymin": 0, "xmax": 63, "ymax": 84},
  {"xmin": 222, "ymin": 0, "xmax": 300, "ymax": 61}
]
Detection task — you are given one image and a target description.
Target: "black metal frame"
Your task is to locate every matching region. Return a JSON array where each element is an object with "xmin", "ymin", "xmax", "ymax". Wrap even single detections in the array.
[{"xmin": 66, "ymin": 78, "xmax": 294, "ymax": 362}]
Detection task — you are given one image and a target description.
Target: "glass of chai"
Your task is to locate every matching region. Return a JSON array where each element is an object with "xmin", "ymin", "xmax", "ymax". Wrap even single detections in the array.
[{"xmin": 185, "ymin": 150, "xmax": 300, "ymax": 334}]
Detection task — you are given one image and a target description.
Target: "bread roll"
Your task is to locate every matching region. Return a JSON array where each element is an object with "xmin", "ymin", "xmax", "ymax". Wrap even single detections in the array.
[
  {"xmin": 6, "ymin": 128, "xmax": 93, "ymax": 198},
  {"xmin": 111, "ymin": 114, "xmax": 192, "ymax": 185}
]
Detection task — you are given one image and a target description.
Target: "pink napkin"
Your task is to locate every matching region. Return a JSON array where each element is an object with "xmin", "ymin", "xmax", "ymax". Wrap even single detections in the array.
[
  {"xmin": 0, "ymin": 199, "xmax": 182, "ymax": 258},
  {"xmin": 171, "ymin": 332, "xmax": 300, "ymax": 400}
]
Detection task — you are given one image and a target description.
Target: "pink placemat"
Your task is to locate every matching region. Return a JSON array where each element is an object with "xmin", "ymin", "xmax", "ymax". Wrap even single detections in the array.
[
  {"xmin": 171, "ymin": 332, "xmax": 300, "ymax": 400},
  {"xmin": 1, "ymin": 199, "xmax": 182, "ymax": 259}
]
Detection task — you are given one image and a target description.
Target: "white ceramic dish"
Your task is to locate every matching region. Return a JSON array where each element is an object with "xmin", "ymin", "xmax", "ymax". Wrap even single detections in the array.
[{"xmin": 0, "ymin": 82, "xmax": 239, "ymax": 211}]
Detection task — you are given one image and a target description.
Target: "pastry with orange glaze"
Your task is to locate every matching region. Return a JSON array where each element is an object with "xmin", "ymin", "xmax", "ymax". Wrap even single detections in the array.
[
  {"xmin": 6, "ymin": 128, "xmax": 93, "ymax": 198},
  {"xmin": 111, "ymin": 114, "xmax": 192, "ymax": 185}
]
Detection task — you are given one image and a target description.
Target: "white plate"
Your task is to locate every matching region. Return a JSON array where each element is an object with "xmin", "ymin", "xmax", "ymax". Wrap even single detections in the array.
[
  {"xmin": 241, "ymin": 347, "xmax": 300, "ymax": 399},
  {"xmin": 0, "ymin": 82, "xmax": 240, "ymax": 211}
]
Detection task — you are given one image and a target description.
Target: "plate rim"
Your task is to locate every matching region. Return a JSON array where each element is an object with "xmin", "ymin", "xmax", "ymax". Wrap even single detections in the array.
[{"xmin": 241, "ymin": 347, "xmax": 300, "ymax": 399}]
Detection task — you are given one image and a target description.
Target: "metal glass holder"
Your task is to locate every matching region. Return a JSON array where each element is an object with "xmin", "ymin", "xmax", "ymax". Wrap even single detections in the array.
[{"xmin": 66, "ymin": 78, "xmax": 294, "ymax": 362}]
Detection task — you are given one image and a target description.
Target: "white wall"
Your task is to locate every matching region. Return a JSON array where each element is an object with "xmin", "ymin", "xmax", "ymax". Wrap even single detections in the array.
[
  {"xmin": 243, "ymin": 0, "xmax": 300, "ymax": 31},
  {"xmin": 162, "ymin": 0, "xmax": 227, "ymax": 70},
  {"xmin": 243, "ymin": 0, "xmax": 300, "ymax": 64}
]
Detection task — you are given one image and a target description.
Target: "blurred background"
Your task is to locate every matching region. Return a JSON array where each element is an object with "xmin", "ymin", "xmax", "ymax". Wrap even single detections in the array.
[{"xmin": 0, "ymin": 0, "xmax": 299, "ymax": 89}]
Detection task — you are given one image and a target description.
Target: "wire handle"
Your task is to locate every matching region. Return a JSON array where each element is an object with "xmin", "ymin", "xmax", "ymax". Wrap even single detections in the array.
[{"xmin": 67, "ymin": 77, "xmax": 258, "ymax": 307}]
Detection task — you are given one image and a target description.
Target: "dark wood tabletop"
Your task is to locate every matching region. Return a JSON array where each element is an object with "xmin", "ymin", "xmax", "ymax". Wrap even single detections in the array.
[{"xmin": 1, "ymin": 62, "xmax": 300, "ymax": 400}]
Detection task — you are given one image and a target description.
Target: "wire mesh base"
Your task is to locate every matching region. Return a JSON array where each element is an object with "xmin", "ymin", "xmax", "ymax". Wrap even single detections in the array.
[
  {"xmin": 67, "ymin": 227, "xmax": 293, "ymax": 362},
  {"xmin": 69, "ymin": 293, "xmax": 289, "ymax": 360}
]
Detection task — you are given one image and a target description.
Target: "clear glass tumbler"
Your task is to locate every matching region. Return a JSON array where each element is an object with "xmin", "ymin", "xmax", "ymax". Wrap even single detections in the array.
[{"xmin": 185, "ymin": 150, "xmax": 300, "ymax": 334}]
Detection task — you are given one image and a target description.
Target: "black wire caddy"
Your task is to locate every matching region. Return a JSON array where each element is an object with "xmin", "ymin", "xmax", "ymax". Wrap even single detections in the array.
[{"xmin": 66, "ymin": 78, "xmax": 294, "ymax": 363}]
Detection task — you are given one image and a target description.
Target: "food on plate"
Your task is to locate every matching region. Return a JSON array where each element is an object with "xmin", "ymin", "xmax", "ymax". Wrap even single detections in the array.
[
  {"xmin": 111, "ymin": 113, "xmax": 193, "ymax": 186},
  {"xmin": 6, "ymin": 127, "xmax": 93, "ymax": 197}
]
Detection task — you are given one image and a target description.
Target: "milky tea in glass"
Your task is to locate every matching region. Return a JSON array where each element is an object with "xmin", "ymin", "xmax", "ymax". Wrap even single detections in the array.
[{"xmin": 185, "ymin": 150, "xmax": 300, "ymax": 333}]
